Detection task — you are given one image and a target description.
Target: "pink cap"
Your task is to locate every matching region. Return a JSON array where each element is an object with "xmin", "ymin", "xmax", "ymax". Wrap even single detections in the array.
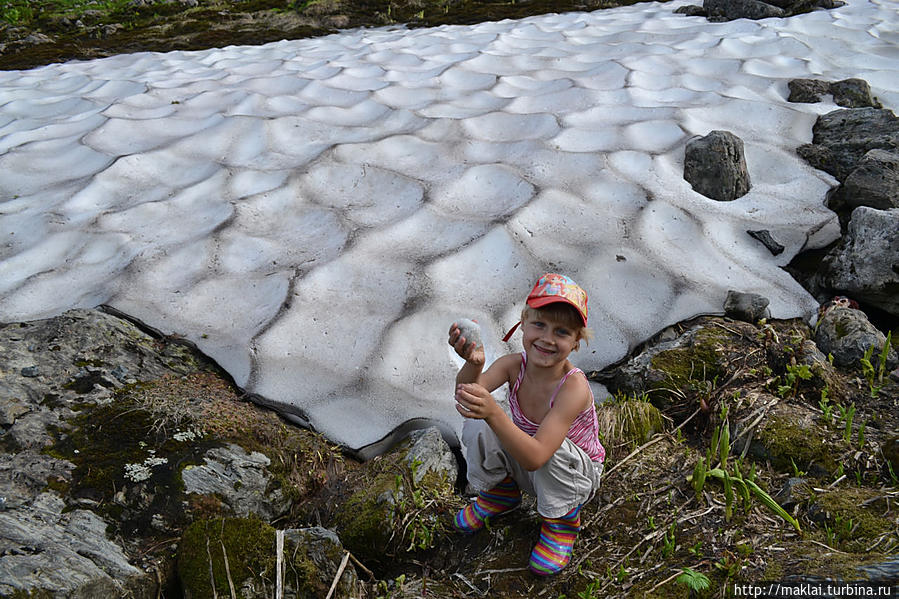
[{"xmin": 502, "ymin": 273, "xmax": 588, "ymax": 341}]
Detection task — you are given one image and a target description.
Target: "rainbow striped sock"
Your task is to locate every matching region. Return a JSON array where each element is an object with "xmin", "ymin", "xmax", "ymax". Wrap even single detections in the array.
[
  {"xmin": 528, "ymin": 505, "xmax": 581, "ymax": 576},
  {"xmin": 454, "ymin": 477, "xmax": 521, "ymax": 534}
]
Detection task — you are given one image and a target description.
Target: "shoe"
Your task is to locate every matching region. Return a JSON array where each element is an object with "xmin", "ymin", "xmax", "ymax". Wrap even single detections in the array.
[
  {"xmin": 454, "ymin": 477, "xmax": 521, "ymax": 534},
  {"xmin": 528, "ymin": 505, "xmax": 581, "ymax": 576}
]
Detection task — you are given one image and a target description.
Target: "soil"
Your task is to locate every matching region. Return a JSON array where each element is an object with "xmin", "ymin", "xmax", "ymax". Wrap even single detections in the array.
[{"xmin": 0, "ymin": 0, "xmax": 652, "ymax": 70}]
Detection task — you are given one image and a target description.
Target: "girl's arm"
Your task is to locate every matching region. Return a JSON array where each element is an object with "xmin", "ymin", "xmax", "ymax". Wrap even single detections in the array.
[{"xmin": 455, "ymin": 374, "xmax": 591, "ymax": 471}]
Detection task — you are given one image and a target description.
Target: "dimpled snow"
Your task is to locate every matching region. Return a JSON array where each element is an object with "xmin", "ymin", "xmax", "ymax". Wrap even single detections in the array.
[{"xmin": 1, "ymin": 0, "xmax": 898, "ymax": 455}]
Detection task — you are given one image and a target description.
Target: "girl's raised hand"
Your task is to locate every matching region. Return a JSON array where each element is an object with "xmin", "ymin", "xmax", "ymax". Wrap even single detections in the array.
[{"xmin": 448, "ymin": 322, "xmax": 485, "ymax": 366}]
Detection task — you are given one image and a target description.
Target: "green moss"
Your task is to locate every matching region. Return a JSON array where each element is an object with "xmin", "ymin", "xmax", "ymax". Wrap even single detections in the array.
[
  {"xmin": 814, "ymin": 488, "xmax": 897, "ymax": 553},
  {"xmin": 648, "ymin": 327, "xmax": 728, "ymax": 409},
  {"xmin": 334, "ymin": 444, "xmax": 459, "ymax": 568},
  {"xmin": 601, "ymin": 394, "xmax": 666, "ymax": 448},
  {"xmin": 756, "ymin": 415, "xmax": 836, "ymax": 475},
  {"xmin": 334, "ymin": 472, "xmax": 397, "ymax": 562},
  {"xmin": 177, "ymin": 517, "xmax": 276, "ymax": 598},
  {"xmin": 44, "ymin": 396, "xmax": 217, "ymax": 536}
]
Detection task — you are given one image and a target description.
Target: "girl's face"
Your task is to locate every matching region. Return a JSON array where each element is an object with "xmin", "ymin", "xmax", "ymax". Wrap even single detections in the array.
[{"xmin": 521, "ymin": 313, "xmax": 579, "ymax": 369}]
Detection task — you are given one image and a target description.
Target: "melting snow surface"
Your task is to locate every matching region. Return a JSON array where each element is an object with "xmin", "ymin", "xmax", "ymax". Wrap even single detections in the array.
[{"xmin": 2, "ymin": 0, "xmax": 898, "ymax": 453}]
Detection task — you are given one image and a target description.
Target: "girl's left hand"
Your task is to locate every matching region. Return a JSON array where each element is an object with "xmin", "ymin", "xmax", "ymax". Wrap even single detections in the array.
[{"xmin": 454, "ymin": 383, "xmax": 498, "ymax": 420}]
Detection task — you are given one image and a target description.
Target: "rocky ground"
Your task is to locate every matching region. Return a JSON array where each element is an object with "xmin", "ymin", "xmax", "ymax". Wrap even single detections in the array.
[{"xmin": 1, "ymin": 305, "xmax": 897, "ymax": 598}]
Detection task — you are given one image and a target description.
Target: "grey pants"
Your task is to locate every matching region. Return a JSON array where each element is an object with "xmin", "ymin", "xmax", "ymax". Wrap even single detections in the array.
[{"xmin": 461, "ymin": 419, "xmax": 603, "ymax": 519}]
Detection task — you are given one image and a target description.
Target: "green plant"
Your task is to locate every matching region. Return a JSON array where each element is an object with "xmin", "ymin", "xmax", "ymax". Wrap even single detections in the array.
[
  {"xmin": 723, "ymin": 471, "xmax": 734, "ymax": 522},
  {"xmin": 713, "ymin": 552, "xmax": 740, "ymax": 579},
  {"xmin": 824, "ymin": 515, "xmax": 855, "ymax": 549},
  {"xmin": 839, "ymin": 403, "xmax": 856, "ymax": 444},
  {"xmin": 819, "ymin": 388, "xmax": 834, "ymax": 425},
  {"xmin": 577, "ymin": 579, "xmax": 602, "ymax": 599},
  {"xmin": 676, "ymin": 568, "xmax": 711, "ymax": 594},
  {"xmin": 661, "ymin": 523, "xmax": 677, "ymax": 558},
  {"xmin": 698, "ymin": 468, "xmax": 801, "ymax": 532},
  {"xmin": 860, "ymin": 332, "xmax": 891, "ymax": 397},
  {"xmin": 692, "ymin": 455, "xmax": 707, "ymax": 502},
  {"xmin": 777, "ymin": 361, "xmax": 813, "ymax": 398}
]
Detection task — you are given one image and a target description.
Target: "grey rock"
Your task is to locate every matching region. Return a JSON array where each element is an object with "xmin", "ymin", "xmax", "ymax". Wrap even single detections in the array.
[
  {"xmin": 747, "ymin": 230, "xmax": 785, "ymax": 255},
  {"xmin": 0, "ymin": 451, "xmax": 73, "ymax": 510},
  {"xmin": 0, "ymin": 309, "xmax": 233, "ymax": 598},
  {"xmin": 703, "ymin": 0, "xmax": 784, "ymax": 20},
  {"xmin": 857, "ymin": 556, "xmax": 899, "ymax": 584},
  {"xmin": 798, "ymin": 108, "xmax": 899, "ymax": 182},
  {"xmin": 0, "ymin": 493, "xmax": 149, "ymax": 598},
  {"xmin": 724, "ymin": 290, "xmax": 770, "ymax": 323},
  {"xmin": 772, "ymin": 477, "xmax": 808, "ymax": 510},
  {"xmin": 181, "ymin": 444, "xmax": 290, "ymax": 520},
  {"xmin": 788, "ymin": 78, "xmax": 881, "ymax": 108},
  {"xmin": 814, "ymin": 306, "xmax": 898, "ymax": 369},
  {"xmin": 405, "ymin": 427, "xmax": 459, "ymax": 485},
  {"xmin": 283, "ymin": 527, "xmax": 359, "ymax": 598},
  {"xmin": 20, "ymin": 365, "xmax": 39, "ymax": 377},
  {"xmin": 821, "ymin": 208, "xmax": 899, "ymax": 317},
  {"xmin": 833, "ymin": 149, "xmax": 899, "ymax": 212},
  {"xmin": 788, "ymin": 78, "xmax": 832, "ymax": 104},
  {"xmin": 455, "ymin": 317, "xmax": 483, "ymax": 349},
  {"xmin": 684, "ymin": 130, "xmax": 751, "ymax": 201},
  {"xmin": 674, "ymin": 4, "xmax": 706, "ymax": 15},
  {"xmin": 0, "ymin": 397, "xmax": 30, "ymax": 426},
  {"xmin": 9, "ymin": 407, "xmax": 66, "ymax": 450},
  {"xmin": 830, "ymin": 78, "xmax": 882, "ymax": 109}
]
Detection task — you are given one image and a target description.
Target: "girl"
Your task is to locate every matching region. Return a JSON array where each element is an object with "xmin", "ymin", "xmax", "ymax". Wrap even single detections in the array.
[{"xmin": 448, "ymin": 273, "xmax": 605, "ymax": 576}]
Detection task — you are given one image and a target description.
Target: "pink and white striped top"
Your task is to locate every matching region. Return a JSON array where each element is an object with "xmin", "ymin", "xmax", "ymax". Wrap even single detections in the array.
[{"xmin": 509, "ymin": 352, "xmax": 605, "ymax": 463}]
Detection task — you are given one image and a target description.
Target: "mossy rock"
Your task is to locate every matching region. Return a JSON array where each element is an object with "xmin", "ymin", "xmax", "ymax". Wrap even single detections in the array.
[
  {"xmin": 332, "ymin": 432, "xmax": 459, "ymax": 568},
  {"xmin": 178, "ymin": 517, "xmax": 358, "ymax": 598},
  {"xmin": 752, "ymin": 406, "xmax": 837, "ymax": 476},
  {"xmin": 811, "ymin": 487, "xmax": 898, "ymax": 553},
  {"xmin": 178, "ymin": 517, "xmax": 277, "ymax": 599},
  {"xmin": 611, "ymin": 323, "xmax": 730, "ymax": 411}
]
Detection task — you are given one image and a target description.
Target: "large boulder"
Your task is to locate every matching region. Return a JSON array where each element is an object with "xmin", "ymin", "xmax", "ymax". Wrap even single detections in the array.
[
  {"xmin": 332, "ymin": 427, "xmax": 460, "ymax": 566},
  {"xmin": 798, "ymin": 108, "xmax": 899, "ymax": 182},
  {"xmin": 683, "ymin": 130, "xmax": 751, "ymax": 201},
  {"xmin": 814, "ymin": 306, "xmax": 898, "ymax": 369},
  {"xmin": 820, "ymin": 208, "xmax": 899, "ymax": 318},
  {"xmin": 788, "ymin": 78, "xmax": 882, "ymax": 109},
  {"xmin": 831, "ymin": 149, "xmax": 899, "ymax": 212},
  {"xmin": 0, "ymin": 493, "xmax": 152, "ymax": 599},
  {"xmin": 703, "ymin": 0, "xmax": 784, "ymax": 20}
]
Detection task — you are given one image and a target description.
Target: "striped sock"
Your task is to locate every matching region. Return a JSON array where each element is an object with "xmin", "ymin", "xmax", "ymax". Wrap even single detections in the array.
[
  {"xmin": 454, "ymin": 477, "xmax": 521, "ymax": 534},
  {"xmin": 528, "ymin": 505, "xmax": 581, "ymax": 576}
]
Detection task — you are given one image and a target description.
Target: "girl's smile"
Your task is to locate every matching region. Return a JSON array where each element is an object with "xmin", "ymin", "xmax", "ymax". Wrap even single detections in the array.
[{"xmin": 521, "ymin": 317, "xmax": 577, "ymax": 367}]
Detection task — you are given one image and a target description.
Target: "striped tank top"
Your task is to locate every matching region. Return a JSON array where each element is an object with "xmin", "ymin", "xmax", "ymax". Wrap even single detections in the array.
[{"xmin": 509, "ymin": 352, "xmax": 605, "ymax": 463}]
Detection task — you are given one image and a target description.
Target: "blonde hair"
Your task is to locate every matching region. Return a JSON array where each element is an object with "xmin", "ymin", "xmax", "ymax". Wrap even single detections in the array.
[{"xmin": 521, "ymin": 304, "xmax": 593, "ymax": 347}]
